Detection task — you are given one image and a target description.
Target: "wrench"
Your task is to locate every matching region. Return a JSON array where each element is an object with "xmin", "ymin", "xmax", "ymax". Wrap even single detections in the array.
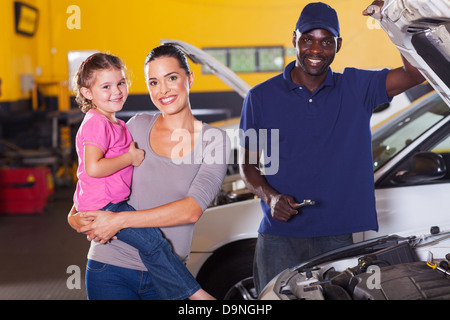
[{"xmin": 295, "ymin": 199, "xmax": 316, "ymax": 209}]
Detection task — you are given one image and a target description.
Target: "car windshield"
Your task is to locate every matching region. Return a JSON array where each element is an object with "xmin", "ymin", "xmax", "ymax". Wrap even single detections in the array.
[{"xmin": 372, "ymin": 92, "xmax": 450, "ymax": 172}]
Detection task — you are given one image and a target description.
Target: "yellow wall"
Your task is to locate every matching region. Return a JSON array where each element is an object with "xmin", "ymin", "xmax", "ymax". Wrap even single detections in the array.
[
  {"xmin": 0, "ymin": 0, "xmax": 39, "ymax": 103},
  {"xmin": 3, "ymin": 0, "xmax": 403, "ymax": 104}
]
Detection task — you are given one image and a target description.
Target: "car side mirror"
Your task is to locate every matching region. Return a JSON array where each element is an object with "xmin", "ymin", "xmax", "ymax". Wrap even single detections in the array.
[{"xmin": 392, "ymin": 152, "xmax": 447, "ymax": 184}]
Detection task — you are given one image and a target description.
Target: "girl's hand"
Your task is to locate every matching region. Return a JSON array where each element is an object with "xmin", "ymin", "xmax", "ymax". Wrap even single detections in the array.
[
  {"xmin": 78, "ymin": 210, "xmax": 123, "ymax": 244},
  {"xmin": 68, "ymin": 205, "xmax": 95, "ymax": 232},
  {"xmin": 128, "ymin": 141, "xmax": 145, "ymax": 167}
]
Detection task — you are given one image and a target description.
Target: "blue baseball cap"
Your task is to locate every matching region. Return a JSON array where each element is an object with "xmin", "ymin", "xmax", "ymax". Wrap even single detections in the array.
[{"xmin": 296, "ymin": 2, "xmax": 340, "ymax": 37}]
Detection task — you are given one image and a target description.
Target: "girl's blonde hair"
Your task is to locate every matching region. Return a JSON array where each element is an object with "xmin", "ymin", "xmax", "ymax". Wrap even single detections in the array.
[{"xmin": 73, "ymin": 53, "xmax": 126, "ymax": 113}]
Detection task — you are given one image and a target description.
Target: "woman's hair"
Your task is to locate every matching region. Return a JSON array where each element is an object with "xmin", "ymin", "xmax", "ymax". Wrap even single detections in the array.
[
  {"xmin": 74, "ymin": 52, "xmax": 126, "ymax": 113},
  {"xmin": 144, "ymin": 45, "xmax": 190, "ymax": 77}
]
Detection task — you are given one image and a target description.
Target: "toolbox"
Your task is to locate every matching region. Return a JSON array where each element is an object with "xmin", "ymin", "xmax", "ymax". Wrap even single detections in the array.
[{"xmin": 0, "ymin": 167, "xmax": 54, "ymax": 215}]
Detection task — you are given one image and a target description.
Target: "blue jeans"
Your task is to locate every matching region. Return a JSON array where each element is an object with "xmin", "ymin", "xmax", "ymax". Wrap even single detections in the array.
[
  {"xmin": 89, "ymin": 201, "xmax": 200, "ymax": 300},
  {"xmin": 86, "ymin": 260, "xmax": 160, "ymax": 300},
  {"xmin": 253, "ymin": 232, "xmax": 353, "ymax": 294}
]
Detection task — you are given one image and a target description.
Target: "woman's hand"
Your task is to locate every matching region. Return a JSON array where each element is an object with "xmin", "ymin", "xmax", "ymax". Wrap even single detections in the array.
[{"xmin": 78, "ymin": 210, "xmax": 124, "ymax": 244}]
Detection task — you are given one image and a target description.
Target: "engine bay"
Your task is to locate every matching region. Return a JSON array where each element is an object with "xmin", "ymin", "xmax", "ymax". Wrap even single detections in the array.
[{"xmin": 261, "ymin": 235, "xmax": 450, "ymax": 300}]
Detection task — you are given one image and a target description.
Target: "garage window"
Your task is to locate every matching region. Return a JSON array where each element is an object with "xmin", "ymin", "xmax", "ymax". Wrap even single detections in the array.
[{"xmin": 203, "ymin": 46, "xmax": 284, "ymax": 74}]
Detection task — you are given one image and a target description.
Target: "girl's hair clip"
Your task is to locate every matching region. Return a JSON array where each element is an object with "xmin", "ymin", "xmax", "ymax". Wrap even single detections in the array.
[{"xmin": 82, "ymin": 55, "xmax": 94, "ymax": 68}]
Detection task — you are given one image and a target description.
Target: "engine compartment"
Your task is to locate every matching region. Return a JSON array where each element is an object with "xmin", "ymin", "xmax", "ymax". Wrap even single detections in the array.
[
  {"xmin": 350, "ymin": 261, "xmax": 450, "ymax": 300},
  {"xmin": 266, "ymin": 236, "xmax": 450, "ymax": 300}
]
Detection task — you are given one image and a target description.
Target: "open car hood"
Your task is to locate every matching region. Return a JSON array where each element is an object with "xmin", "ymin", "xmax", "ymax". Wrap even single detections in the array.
[
  {"xmin": 370, "ymin": 0, "xmax": 450, "ymax": 106},
  {"xmin": 259, "ymin": 224, "xmax": 450, "ymax": 300},
  {"xmin": 160, "ymin": 39, "xmax": 251, "ymax": 99}
]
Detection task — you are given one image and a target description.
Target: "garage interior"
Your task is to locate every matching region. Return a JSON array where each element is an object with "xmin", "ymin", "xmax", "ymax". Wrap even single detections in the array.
[
  {"xmin": 0, "ymin": 187, "xmax": 88, "ymax": 300},
  {"xmin": 1, "ymin": 0, "xmax": 449, "ymax": 301}
]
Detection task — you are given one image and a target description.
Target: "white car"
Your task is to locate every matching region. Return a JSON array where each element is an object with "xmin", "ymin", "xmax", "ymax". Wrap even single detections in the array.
[{"xmin": 161, "ymin": 0, "xmax": 450, "ymax": 300}]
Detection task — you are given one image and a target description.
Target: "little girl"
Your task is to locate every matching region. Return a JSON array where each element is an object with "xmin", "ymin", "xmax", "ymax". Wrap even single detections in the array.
[{"xmin": 73, "ymin": 52, "xmax": 213, "ymax": 300}]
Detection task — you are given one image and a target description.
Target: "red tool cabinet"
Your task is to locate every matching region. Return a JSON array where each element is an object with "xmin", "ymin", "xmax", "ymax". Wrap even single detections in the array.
[{"xmin": 0, "ymin": 167, "xmax": 54, "ymax": 215}]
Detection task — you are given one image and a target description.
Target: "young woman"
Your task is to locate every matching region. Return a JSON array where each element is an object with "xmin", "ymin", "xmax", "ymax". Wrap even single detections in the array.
[{"xmin": 69, "ymin": 46, "xmax": 229, "ymax": 300}]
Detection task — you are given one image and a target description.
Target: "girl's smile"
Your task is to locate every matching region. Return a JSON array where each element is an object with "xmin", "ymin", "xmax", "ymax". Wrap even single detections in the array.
[{"xmin": 81, "ymin": 68, "xmax": 128, "ymax": 122}]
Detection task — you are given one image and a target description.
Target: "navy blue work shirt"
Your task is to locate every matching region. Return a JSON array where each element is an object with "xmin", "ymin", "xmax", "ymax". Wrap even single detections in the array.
[{"xmin": 239, "ymin": 61, "xmax": 391, "ymax": 238}]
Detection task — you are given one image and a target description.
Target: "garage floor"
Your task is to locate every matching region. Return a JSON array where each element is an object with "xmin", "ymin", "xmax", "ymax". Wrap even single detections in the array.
[{"xmin": 0, "ymin": 186, "xmax": 89, "ymax": 300}]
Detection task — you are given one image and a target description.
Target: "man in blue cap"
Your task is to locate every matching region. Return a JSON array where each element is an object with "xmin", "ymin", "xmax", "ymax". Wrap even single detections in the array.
[{"xmin": 239, "ymin": 1, "xmax": 425, "ymax": 294}]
